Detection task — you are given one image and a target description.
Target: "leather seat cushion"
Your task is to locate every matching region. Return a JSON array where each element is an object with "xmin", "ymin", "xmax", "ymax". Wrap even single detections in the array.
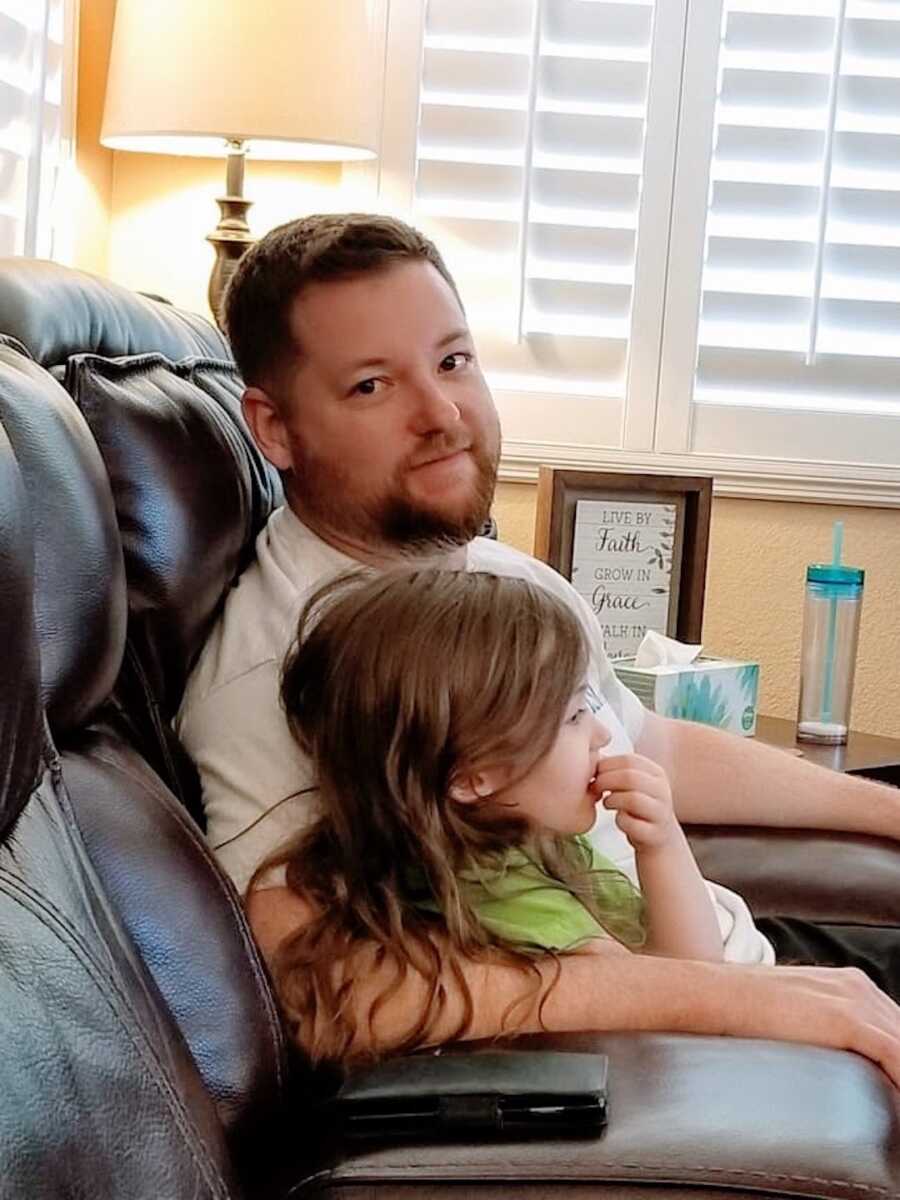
[
  {"xmin": 0, "ymin": 767, "xmax": 238, "ymax": 1200},
  {"xmin": 687, "ymin": 825, "xmax": 900, "ymax": 926},
  {"xmin": 0, "ymin": 420, "xmax": 42, "ymax": 838},
  {"xmin": 62, "ymin": 724, "xmax": 288, "ymax": 1142}
]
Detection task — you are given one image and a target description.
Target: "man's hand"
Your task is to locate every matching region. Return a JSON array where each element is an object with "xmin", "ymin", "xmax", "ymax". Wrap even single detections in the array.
[
  {"xmin": 592, "ymin": 752, "xmax": 678, "ymax": 849},
  {"xmin": 730, "ymin": 964, "xmax": 900, "ymax": 1088}
]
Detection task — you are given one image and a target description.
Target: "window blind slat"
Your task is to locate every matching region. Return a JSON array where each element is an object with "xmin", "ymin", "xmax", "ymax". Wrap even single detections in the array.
[
  {"xmin": 721, "ymin": 70, "xmax": 830, "ymax": 114},
  {"xmin": 840, "ymin": 73, "xmax": 900, "ymax": 131},
  {"xmin": 426, "ymin": 0, "xmax": 532, "ymax": 41},
  {"xmin": 419, "ymin": 103, "xmax": 525, "ymax": 157},
  {"xmin": 540, "ymin": 56, "xmax": 648, "ymax": 108},
  {"xmin": 849, "ymin": 2, "xmax": 900, "ymax": 19},
  {"xmin": 423, "ymin": 47, "xmax": 530, "ymax": 98},
  {"xmin": 697, "ymin": 344, "xmax": 900, "ymax": 404},
  {"xmin": 544, "ymin": 0, "xmax": 652, "ymax": 49}
]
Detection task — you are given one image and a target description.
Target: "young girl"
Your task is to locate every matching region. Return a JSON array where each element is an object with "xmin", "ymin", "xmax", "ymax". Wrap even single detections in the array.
[{"xmin": 253, "ymin": 567, "xmax": 723, "ymax": 1066}]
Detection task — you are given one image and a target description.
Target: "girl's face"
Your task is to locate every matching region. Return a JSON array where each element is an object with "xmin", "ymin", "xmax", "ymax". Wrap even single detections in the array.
[{"xmin": 474, "ymin": 688, "xmax": 612, "ymax": 836}]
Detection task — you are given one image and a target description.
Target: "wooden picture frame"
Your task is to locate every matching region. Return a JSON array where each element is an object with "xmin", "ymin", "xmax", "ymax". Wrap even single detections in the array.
[{"xmin": 534, "ymin": 468, "xmax": 713, "ymax": 660}]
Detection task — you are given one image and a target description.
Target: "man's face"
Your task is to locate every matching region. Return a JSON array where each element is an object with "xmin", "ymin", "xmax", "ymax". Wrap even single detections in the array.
[{"xmin": 269, "ymin": 260, "xmax": 501, "ymax": 555}]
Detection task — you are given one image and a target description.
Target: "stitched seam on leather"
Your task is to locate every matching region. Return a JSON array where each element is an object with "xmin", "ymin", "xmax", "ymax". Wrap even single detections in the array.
[
  {"xmin": 181, "ymin": 357, "xmax": 240, "ymax": 373},
  {"xmin": 0, "ymin": 333, "xmax": 34, "ymax": 360},
  {"xmin": 73, "ymin": 353, "xmax": 182, "ymax": 380},
  {"xmin": 122, "ymin": 641, "xmax": 182, "ymax": 800},
  {"xmin": 322, "ymin": 1162, "xmax": 900, "ymax": 1198},
  {"xmin": 75, "ymin": 744, "xmax": 288, "ymax": 1090},
  {"xmin": 0, "ymin": 869, "xmax": 232, "ymax": 1198}
]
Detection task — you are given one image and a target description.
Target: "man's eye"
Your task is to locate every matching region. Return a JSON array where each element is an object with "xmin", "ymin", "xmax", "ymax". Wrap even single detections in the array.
[{"xmin": 439, "ymin": 351, "xmax": 471, "ymax": 373}]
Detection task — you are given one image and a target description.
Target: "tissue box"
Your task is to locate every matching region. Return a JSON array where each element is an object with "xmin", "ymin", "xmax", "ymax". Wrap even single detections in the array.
[{"xmin": 613, "ymin": 656, "xmax": 760, "ymax": 736}]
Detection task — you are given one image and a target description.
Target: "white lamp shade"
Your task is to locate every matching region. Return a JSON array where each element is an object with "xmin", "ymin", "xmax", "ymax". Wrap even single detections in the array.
[{"xmin": 101, "ymin": 0, "xmax": 380, "ymax": 161}]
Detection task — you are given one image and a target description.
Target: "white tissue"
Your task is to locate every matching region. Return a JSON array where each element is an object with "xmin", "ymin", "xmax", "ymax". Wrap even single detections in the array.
[{"xmin": 633, "ymin": 630, "xmax": 703, "ymax": 669}]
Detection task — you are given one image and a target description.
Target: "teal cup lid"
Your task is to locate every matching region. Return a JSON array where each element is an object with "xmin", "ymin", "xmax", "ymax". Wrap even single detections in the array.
[{"xmin": 806, "ymin": 563, "xmax": 864, "ymax": 586}]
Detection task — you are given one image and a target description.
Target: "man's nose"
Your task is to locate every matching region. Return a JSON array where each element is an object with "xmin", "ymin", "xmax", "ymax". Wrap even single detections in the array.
[{"xmin": 409, "ymin": 375, "xmax": 462, "ymax": 436}]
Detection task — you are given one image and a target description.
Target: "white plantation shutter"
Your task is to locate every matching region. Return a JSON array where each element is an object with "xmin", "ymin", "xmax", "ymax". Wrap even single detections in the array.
[
  {"xmin": 379, "ymin": 0, "xmax": 900, "ymax": 494},
  {"xmin": 381, "ymin": 0, "xmax": 684, "ymax": 452},
  {"xmin": 0, "ymin": 0, "xmax": 73, "ymax": 259},
  {"xmin": 658, "ymin": 0, "xmax": 900, "ymax": 468}
]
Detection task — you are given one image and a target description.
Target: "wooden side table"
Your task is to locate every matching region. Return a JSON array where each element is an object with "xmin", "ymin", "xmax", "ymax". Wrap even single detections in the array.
[{"xmin": 754, "ymin": 715, "xmax": 900, "ymax": 787}]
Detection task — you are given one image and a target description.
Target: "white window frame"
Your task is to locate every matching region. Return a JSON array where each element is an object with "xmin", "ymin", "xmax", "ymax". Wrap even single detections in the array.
[
  {"xmin": 0, "ymin": 0, "xmax": 78, "ymax": 263},
  {"xmin": 370, "ymin": 0, "xmax": 900, "ymax": 506}
]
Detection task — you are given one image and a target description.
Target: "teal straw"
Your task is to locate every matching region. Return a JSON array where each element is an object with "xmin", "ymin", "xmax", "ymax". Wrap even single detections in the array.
[{"xmin": 821, "ymin": 520, "xmax": 843, "ymax": 722}]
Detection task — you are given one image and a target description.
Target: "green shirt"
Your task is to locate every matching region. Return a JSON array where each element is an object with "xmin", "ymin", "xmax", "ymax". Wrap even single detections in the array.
[{"xmin": 412, "ymin": 835, "xmax": 645, "ymax": 953}]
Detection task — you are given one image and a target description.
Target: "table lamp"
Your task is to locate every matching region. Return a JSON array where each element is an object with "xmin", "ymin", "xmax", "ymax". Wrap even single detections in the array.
[{"xmin": 100, "ymin": 0, "xmax": 379, "ymax": 323}]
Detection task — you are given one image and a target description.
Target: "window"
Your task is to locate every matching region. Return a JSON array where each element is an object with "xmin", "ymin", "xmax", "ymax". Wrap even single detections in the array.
[
  {"xmin": 379, "ymin": 0, "xmax": 681, "ymax": 453},
  {"xmin": 0, "ymin": 0, "xmax": 76, "ymax": 260},
  {"xmin": 377, "ymin": 0, "xmax": 900, "ymax": 502},
  {"xmin": 659, "ymin": 0, "xmax": 900, "ymax": 476}
]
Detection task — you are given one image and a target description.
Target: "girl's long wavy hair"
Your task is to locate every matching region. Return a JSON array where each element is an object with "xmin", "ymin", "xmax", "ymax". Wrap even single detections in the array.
[{"xmin": 252, "ymin": 567, "xmax": 641, "ymax": 1066}]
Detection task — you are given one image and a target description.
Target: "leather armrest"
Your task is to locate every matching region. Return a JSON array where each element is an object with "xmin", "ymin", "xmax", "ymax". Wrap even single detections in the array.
[
  {"xmin": 291, "ymin": 1033, "xmax": 900, "ymax": 1199},
  {"xmin": 685, "ymin": 825, "xmax": 900, "ymax": 925}
]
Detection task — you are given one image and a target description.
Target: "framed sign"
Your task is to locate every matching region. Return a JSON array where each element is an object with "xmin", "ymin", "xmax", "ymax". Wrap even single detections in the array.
[{"xmin": 534, "ymin": 468, "xmax": 713, "ymax": 660}]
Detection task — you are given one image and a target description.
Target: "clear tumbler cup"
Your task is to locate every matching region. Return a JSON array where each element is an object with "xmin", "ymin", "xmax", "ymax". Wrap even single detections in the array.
[{"xmin": 796, "ymin": 564, "xmax": 864, "ymax": 745}]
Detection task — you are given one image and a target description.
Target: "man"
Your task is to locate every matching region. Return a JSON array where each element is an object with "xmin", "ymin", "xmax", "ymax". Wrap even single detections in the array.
[{"xmin": 176, "ymin": 214, "xmax": 900, "ymax": 1081}]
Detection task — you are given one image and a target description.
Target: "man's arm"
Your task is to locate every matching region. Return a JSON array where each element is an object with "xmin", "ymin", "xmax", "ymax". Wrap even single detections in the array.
[
  {"xmin": 636, "ymin": 711, "xmax": 900, "ymax": 840},
  {"xmin": 247, "ymin": 887, "xmax": 900, "ymax": 1085}
]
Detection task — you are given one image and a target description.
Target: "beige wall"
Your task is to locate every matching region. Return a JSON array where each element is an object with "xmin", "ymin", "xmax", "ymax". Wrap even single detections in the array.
[
  {"xmin": 495, "ymin": 482, "xmax": 900, "ymax": 739},
  {"xmin": 74, "ymin": 1, "xmax": 900, "ymax": 740},
  {"xmin": 72, "ymin": 0, "xmax": 115, "ymax": 272},
  {"xmin": 104, "ymin": 154, "xmax": 340, "ymax": 315}
]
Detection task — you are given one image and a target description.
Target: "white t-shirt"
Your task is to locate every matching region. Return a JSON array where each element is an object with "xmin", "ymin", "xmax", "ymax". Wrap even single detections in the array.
[{"xmin": 176, "ymin": 506, "xmax": 774, "ymax": 965}]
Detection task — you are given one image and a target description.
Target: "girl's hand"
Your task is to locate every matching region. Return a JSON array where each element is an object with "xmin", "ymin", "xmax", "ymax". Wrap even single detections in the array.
[
  {"xmin": 591, "ymin": 754, "xmax": 723, "ymax": 961},
  {"xmin": 591, "ymin": 754, "xmax": 679, "ymax": 851}
]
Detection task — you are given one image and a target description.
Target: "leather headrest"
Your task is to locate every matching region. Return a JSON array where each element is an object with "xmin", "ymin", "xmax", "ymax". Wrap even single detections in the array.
[
  {"xmin": 0, "ymin": 342, "xmax": 127, "ymax": 735},
  {"xmin": 66, "ymin": 352, "xmax": 282, "ymax": 718},
  {"xmin": 0, "ymin": 421, "xmax": 43, "ymax": 839},
  {"xmin": 0, "ymin": 258, "xmax": 229, "ymax": 369}
]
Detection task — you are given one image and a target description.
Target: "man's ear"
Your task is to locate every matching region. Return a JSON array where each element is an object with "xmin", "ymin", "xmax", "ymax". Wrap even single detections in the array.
[
  {"xmin": 242, "ymin": 386, "xmax": 293, "ymax": 472},
  {"xmin": 448, "ymin": 769, "xmax": 500, "ymax": 805}
]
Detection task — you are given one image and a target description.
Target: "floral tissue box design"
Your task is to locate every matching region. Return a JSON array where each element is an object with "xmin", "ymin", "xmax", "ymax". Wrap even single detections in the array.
[{"xmin": 613, "ymin": 658, "xmax": 760, "ymax": 736}]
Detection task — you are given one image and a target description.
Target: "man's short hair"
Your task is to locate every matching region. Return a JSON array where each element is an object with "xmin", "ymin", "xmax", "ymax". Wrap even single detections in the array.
[{"xmin": 223, "ymin": 213, "xmax": 462, "ymax": 390}]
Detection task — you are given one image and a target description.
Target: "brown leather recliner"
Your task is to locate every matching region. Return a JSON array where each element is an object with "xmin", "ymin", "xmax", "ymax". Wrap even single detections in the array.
[{"xmin": 0, "ymin": 257, "xmax": 897, "ymax": 1200}]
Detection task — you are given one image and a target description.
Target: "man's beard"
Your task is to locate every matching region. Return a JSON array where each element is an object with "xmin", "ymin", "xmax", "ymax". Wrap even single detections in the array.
[{"xmin": 286, "ymin": 433, "xmax": 499, "ymax": 553}]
